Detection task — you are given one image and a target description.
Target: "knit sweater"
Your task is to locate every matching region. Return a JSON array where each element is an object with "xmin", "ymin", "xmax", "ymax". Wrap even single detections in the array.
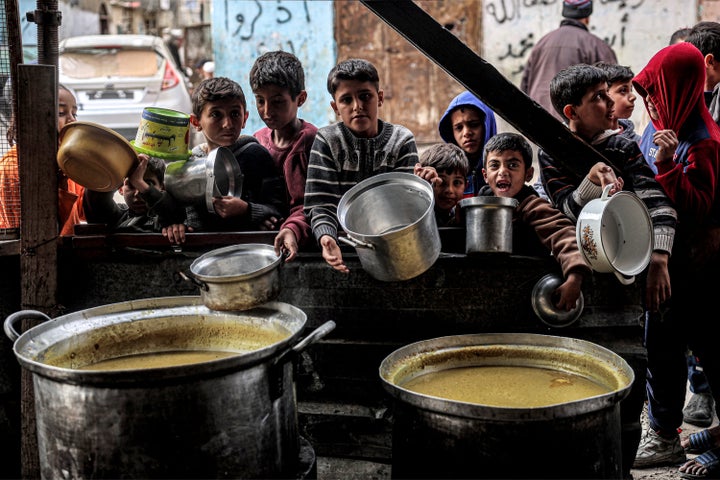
[
  {"xmin": 254, "ymin": 120, "xmax": 318, "ymax": 247},
  {"xmin": 304, "ymin": 120, "xmax": 418, "ymax": 243},
  {"xmin": 539, "ymin": 130, "xmax": 677, "ymax": 255}
]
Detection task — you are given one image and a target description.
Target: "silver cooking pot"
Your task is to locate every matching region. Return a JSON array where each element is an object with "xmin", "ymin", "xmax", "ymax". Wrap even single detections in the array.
[
  {"xmin": 4, "ymin": 296, "xmax": 335, "ymax": 479},
  {"xmin": 337, "ymin": 172, "xmax": 440, "ymax": 281},
  {"xmin": 164, "ymin": 146, "xmax": 243, "ymax": 213},
  {"xmin": 180, "ymin": 243, "xmax": 282, "ymax": 311},
  {"xmin": 381, "ymin": 333, "xmax": 633, "ymax": 479}
]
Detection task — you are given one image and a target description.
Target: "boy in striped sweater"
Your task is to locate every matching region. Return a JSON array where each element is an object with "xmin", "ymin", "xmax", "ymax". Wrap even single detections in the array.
[{"xmin": 303, "ymin": 58, "xmax": 437, "ymax": 273}]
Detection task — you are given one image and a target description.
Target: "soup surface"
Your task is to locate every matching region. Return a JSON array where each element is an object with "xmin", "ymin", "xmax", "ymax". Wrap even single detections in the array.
[
  {"xmin": 79, "ymin": 350, "xmax": 238, "ymax": 371},
  {"xmin": 401, "ymin": 365, "xmax": 611, "ymax": 407}
]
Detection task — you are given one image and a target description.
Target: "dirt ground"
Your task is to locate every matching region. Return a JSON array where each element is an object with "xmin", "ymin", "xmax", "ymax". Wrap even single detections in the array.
[{"xmin": 631, "ymin": 386, "xmax": 718, "ymax": 480}]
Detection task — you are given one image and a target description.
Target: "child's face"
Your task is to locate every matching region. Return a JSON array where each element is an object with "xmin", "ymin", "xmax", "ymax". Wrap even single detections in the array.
[
  {"xmin": 646, "ymin": 98, "xmax": 660, "ymax": 121},
  {"xmin": 607, "ymin": 80, "xmax": 636, "ymax": 123},
  {"xmin": 433, "ymin": 169, "xmax": 466, "ymax": 213},
  {"xmin": 57, "ymin": 88, "xmax": 78, "ymax": 133},
  {"xmin": 330, "ymin": 80, "xmax": 383, "ymax": 138},
  {"xmin": 567, "ymin": 82, "xmax": 614, "ymax": 139},
  {"xmin": 121, "ymin": 171, "xmax": 162, "ymax": 215},
  {"xmin": 482, "ymin": 149, "xmax": 533, "ymax": 199},
  {"xmin": 191, "ymin": 99, "xmax": 249, "ymax": 150},
  {"xmin": 254, "ymin": 85, "xmax": 306, "ymax": 132},
  {"xmin": 450, "ymin": 107, "xmax": 485, "ymax": 158}
]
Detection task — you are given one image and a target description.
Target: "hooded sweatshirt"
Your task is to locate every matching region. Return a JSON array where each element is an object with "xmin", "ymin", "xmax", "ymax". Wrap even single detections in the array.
[
  {"xmin": 634, "ymin": 42, "xmax": 720, "ymax": 227},
  {"xmin": 438, "ymin": 91, "xmax": 497, "ymax": 195}
]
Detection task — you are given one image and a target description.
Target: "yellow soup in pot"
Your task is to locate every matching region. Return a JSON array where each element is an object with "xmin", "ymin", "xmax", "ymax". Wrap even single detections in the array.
[
  {"xmin": 401, "ymin": 365, "xmax": 611, "ymax": 407},
  {"xmin": 78, "ymin": 350, "xmax": 240, "ymax": 370}
]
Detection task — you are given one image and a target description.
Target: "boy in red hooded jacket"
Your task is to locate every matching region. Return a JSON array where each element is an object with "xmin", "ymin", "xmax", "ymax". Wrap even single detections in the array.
[{"xmin": 632, "ymin": 41, "xmax": 720, "ymax": 475}]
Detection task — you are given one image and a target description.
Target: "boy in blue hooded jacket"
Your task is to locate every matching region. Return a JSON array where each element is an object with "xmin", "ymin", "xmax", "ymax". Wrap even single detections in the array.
[{"xmin": 438, "ymin": 91, "xmax": 497, "ymax": 196}]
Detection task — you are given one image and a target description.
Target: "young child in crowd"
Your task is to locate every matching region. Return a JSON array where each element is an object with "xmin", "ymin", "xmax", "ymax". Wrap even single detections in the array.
[
  {"xmin": 83, "ymin": 155, "xmax": 185, "ymax": 234},
  {"xmin": 303, "ymin": 58, "xmax": 438, "ymax": 273},
  {"xmin": 437, "ymin": 91, "xmax": 497, "ymax": 196},
  {"xmin": 479, "ymin": 132, "xmax": 589, "ymax": 311},
  {"xmin": 1, "ymin": 84, "xmax": 86, "ymax": 236},
  {"xmin": 538, "ymin": 63, "xmax": 678, "ymax": 478},
  {"xmin": 594, "ymin": 62, "xmax": 640, "ymax": 143},
  {"xmin": 418, "ymin": 143, "xmax": 468, "ymax": 227},
  {"xmin": 632, "ymin": 41, "xmax": 720, "ymax": 476},
  {"xmin": 184, "ymin": 76, "xmax": 286, "ymax": 232},
  {"xmin": 249, "ymin": 50, "xmax": 318, "ymax": 262}
]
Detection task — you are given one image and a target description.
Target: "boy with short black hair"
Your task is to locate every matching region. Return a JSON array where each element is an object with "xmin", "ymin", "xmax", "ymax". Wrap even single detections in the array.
[
  {"xmin": 249, "ymin": 50, "xmax": 318, "ymax": 262},
  {"xmin": 480, "ymin": 132, "xmax": 589, "ymax": 311},
  {"xmin": 418, "ymin": 143, "xmax": 468, "ymax": 226},
  {"xmin": 185, "ymin": 76, "xmax": 286, "ymax": 232},
  {"xmin": 594, "ymin": 62, "xmax": 640, "ymax": 142},
  {"xmin": 304, "ymin": 58, "xmax": 437, "ymax": 273},
  {"xmin": 539, "ymin": 62, "xmax": 678, "ymax": 478}
]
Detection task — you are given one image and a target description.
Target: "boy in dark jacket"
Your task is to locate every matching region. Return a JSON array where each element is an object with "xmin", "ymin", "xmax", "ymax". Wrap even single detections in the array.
[{"xmin": 539, "ymin": 63, "xmax": 678, "ymax": 478}]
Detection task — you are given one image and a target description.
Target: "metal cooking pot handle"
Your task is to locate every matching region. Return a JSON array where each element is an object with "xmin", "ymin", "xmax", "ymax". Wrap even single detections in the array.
[
  {"xmin": 177, "ymin": 270, "xmax": 209, "ymax": 292},
  {"xmin": 291, "ymin": 320, "xmax": 336, "ymax": 355},
  {"xmin": 4, "ymin": 310, "xmax": 51, "ymax": 342},
  {"xmin": 338, "ymin": 235, "xmax": 374, "ymax": 250}
]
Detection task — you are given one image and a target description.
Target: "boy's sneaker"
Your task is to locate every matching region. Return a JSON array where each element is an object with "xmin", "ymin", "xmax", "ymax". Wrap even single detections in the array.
[
  {"xmin": 683, "ymin": 392, "xmax": 715, "ymax": 427},
  {"xmin": 633, "ymin": 428, "xmax": 686, "ymax": 468}
]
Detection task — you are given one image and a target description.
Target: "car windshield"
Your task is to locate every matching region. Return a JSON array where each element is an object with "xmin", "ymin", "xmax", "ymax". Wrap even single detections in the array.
[{"xmin": 60, "ymin": 49, "xmax": 161, "ymax": 79}]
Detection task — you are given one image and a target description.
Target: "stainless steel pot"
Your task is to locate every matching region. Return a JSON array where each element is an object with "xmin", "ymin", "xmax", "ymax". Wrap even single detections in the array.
[
  {"xmin": 181, "ymin": 243, "xmax": 282, "ymax": 311},
  {"xmin": 459, "ymin": 196, "xmax": 518, "ymax": 254},
  {"xmin": 380, "ymin": 333, "xmax": 633, "ymax": 479},
  {"xmin": 164, "ymin": 146, "xmax": 243, "ymax": 213},
  {"xmin": 4, "ymin": 296, "xmax": 335, "ymax": 479},
  {"xmin": 337, "ymin": 172, "xmax": 441, "ymax": 281}
]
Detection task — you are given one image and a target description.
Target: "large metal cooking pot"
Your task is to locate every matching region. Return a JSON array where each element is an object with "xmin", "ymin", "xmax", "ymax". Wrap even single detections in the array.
[
  {"xmin": 337, "ymin": 172, "xmax": 440, "ymax": 281},
  {"xmin": 380, "ymin": 333, "xmax": 633, "ymax": 479},
  {"xmin": 4, "ymin": 296, "xmax": 335, "ymax": 479},
  {"xmin": 180, "ymin": 243, "xmax": 282, "ymax": 311},
  {"xmin": 576, "ymin": 185, "xmax": 653, "ymax": 285},
  {"xmin": 459, "ymin": 196, "xmax": 518, "ymax": 254}
]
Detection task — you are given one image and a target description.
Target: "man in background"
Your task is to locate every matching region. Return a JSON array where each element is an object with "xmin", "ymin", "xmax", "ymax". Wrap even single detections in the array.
[{"xmin": 520, "ymin": 0, "xmax": 618, "ymax": 122}]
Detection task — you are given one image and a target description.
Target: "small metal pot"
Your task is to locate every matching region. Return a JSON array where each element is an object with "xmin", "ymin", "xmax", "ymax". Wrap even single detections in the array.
[
  {"xmin": 531, "ymin": 273, "xmax": 584, "ymax": 328},
  {"xmin": 164, "ymin": 146, "xmax": 243, "ymax": 213},
  {"xmin": 181, "ymin": 244, "xmax": 282, "ymax": 311},
  {"xmin": 459, "ymin": 196, "xmax": 518, "ymax": 254}
]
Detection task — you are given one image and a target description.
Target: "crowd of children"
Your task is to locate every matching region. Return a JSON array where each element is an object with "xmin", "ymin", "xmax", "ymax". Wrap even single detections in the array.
[{"xmin": 5, "ymin": 8, "xmax": 720, "ymax": 478}]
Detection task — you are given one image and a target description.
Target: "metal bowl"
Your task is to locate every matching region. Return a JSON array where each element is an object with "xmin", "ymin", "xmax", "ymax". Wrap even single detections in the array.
[{"xmin": 531, "ymin": 273, "xmax": 584, "ymax": 328}]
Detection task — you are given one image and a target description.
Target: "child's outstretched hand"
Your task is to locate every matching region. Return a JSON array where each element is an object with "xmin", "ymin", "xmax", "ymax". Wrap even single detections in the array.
[
  {"xmin": 414, "ymin": 163, "xmax": 441, "ymax": 186},
  {"xmin": 274, "ymin": 228, "xmax": 299, "ymax": 262},
  {"xmin": 163, "ymin": 223, "xmax": 192, "ymax": 244},
  {"xmin": 553, "ymin": 272, "xmax": 583, "ymax": 311},
  {"xmin": 588, "ymin": 162, "xmax": 623, "ymax": 195},
  {"xmin": 212, "ymin": 196, "xmax": 247, "ymax": 218},
  {"xmin": 320, "ymin": 235, "xmax": 349, "ymax": 274}
]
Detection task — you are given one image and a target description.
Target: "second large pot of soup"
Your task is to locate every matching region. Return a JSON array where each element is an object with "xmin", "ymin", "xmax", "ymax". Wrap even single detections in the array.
[
  {"xmin": 4, "ymin": 296, "xmax": 335, "ymax": 479},
  {"xmin": 380, "ymin": 333, "xmax": 633, "ymax": 479}
]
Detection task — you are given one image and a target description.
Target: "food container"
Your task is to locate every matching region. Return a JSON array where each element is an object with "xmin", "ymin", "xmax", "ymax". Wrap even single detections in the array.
[
  {"xmin": 181, "ymin": 243, "xmax": 282, "ymax": 311},
  {"xmin": 4, "ymin": 296, "xmax": 335, "ymax": 479},
  {"xmin": 576, "ymin": 185, "xmax": 653, "ymax": 285},
  {"xmin": 459, "ymin": 196, "xmax": 518, "ymax": 254},
  {"xmin": 337, "ymin": 172, "xmax": 441, "ymax": 281},
  {"xmin": 380, "ymin": 333, "xmax": 633, "ymax": 479},
  {"xmin": 57, "ymin": 121, "xmax": 139, "ymax": 192}
]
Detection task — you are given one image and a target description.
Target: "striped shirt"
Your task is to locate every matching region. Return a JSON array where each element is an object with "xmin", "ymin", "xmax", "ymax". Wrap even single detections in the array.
[{"xmin": 304, "ymin": 120, "xmax": 418, "ymax": 243}]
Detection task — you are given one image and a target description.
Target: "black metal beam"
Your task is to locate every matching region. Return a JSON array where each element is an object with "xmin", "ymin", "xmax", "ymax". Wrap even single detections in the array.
[{"xmin": 360, "ymin": 0, "xmax": 614, "ymax": 179}]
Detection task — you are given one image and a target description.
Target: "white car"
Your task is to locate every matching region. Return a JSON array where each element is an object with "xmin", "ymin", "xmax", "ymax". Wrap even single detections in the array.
[{"xmin": 59, "ymin": 34, "xmax": 194, "ymax": 142}]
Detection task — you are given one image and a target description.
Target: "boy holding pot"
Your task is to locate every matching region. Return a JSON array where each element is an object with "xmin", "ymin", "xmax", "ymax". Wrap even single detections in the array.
[
  {"xmin": 478, "ymin": 132, "xmax": 589, "ymax": 312},
  {"xmin": 538, "ymin": 63, "xmax": 677, "ymax": 479},
  {"xmin": 303, "ymin": 58, "xmax": 438, "ymax": 273}
]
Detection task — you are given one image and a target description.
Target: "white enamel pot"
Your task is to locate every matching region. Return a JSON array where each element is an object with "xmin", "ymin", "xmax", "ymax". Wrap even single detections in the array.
[{"xmin": 576, "ymin": 185, "xmax": 653, "ymax": 285}]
